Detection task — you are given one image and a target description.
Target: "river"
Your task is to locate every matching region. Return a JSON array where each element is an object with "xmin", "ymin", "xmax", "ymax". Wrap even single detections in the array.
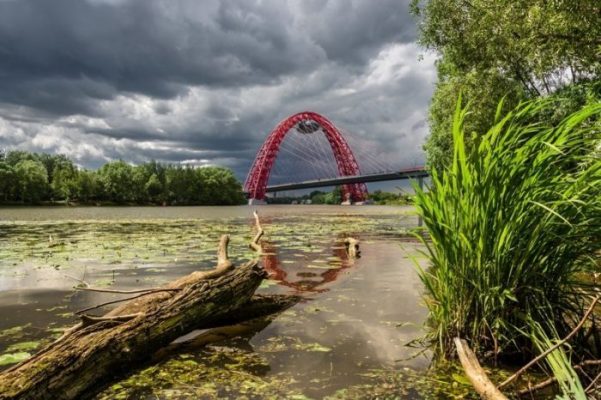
[{"xmin": 0, "ymin": 206, "xmax": 468, "ymax": 399}]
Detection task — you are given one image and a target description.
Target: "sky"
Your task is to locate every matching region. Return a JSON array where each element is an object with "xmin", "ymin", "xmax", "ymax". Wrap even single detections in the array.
[{"xmin": 0, "ymin": 0, "xmax": 437, "ymax": 183}]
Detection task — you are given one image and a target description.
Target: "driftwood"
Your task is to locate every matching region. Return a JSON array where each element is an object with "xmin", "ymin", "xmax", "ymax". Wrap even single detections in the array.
[
  {"xmin": 0, "ymin": 213, "xmax": 299, "ymax": 400},
  {"xmin": 454, "ymin": 338, "xmax": 508, "ymax": 400},
  {"xmin": 344, "ymin": 237, "xmax": 361, "ymax": 259}
]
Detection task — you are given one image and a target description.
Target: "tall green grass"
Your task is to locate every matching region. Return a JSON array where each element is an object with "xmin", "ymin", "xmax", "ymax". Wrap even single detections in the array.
[{"xmin": 414, "ymin": 98, "xmax": 601, "ymax": 359}]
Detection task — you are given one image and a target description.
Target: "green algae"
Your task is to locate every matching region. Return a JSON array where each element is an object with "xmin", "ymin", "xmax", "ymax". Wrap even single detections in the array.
[
  {"xmin": 0, "ymin": 325, "xmax": 30, "ymax": 339},
  {"xmin": 0, "ymin": 352, "xmax": 31, "ymax": 366},
  {"xmin": 6, "ymin": 340, "xmax": 40, "ymax": 352},
  {"xmin": 96, "ymin": 349, "xmax": 309, "ymax": 400}
]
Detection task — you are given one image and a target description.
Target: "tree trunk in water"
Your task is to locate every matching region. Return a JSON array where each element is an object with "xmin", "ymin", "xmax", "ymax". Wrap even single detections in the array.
[{"xmin": 0, "ymin": 234, "xmax": 274, "ymax": 400}]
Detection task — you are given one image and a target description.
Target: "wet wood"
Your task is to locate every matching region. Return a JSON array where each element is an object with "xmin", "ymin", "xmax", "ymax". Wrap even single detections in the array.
[
  {"xmin": 0, "ymin": 234, "xmax": 269, "ymax": 400},
  {"xmin": 454, "ymin": 338, "xmax": 508, "ymax": 400},
  {"xmin": 344, "ymin": 237, "xmax": 360, "ymax": 258}
]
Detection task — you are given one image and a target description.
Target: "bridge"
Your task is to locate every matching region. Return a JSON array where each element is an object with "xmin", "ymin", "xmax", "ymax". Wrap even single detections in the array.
[
  {"xmin": 265, "ymin": 168, "xmax": 428, "ymax": 193},
  {"xmin": 244, "ymin": 111, "xmax": 428, "ymax": 204}
]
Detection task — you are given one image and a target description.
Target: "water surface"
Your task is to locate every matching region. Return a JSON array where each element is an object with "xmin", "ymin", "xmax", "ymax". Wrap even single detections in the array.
[{"xmin": 0, "ymin": 206, "xmax": 471, "ymax": 398}]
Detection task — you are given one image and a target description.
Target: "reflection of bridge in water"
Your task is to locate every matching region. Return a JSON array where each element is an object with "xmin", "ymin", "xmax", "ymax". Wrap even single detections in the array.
[
  {"xmin": 261, "ymin": 236, "xmax": 357, "ymax": 294},
  {"xmin": 244, "ymin": 111, "xmax": 427, "ymax": 205}
]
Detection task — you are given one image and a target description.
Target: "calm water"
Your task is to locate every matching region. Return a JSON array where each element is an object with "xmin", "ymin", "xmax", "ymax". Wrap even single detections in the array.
[{"xmin": 0, "ymin": 206, "xmax": 463, "ymax": 399}]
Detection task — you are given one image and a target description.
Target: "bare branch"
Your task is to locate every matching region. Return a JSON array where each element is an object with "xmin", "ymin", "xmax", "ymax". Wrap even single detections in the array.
[
  {"xmin": 499, "ymin": 294, "xmax": 601, "ymax": 389},
  {"xmin": 585, "ymin": 370, "xmax": 601, "ymax": 394},
  {"xmin": 63, "ymin": 273, "xmax": 90, "ymax": 288},
  {"xmin": 217, "ymin": 234, "xmax": 232, "ymax": 268},
  {"xmin": 517, "ymin": 359, "xmax": 601, "ymax": 396},
  {"xmin": 249, "ymin": 210, "xmax": 264, "ymax": 254}
]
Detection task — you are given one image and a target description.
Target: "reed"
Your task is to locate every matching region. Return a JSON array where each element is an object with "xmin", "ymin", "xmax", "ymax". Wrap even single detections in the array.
[{"xmin": 414, "ymin": 98, "xmax": 601, "ymax": 359}]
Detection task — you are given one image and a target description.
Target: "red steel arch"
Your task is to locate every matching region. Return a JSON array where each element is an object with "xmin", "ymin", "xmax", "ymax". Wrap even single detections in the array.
[{"xmin": 245, "ymin": 111, "xmax": 368, "ymax": 202}]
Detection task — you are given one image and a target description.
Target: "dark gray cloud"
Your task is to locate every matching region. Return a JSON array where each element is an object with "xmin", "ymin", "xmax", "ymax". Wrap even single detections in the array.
[{"xmin": 0, "ymin": 0, "xmax": 435, "ymax": 182}]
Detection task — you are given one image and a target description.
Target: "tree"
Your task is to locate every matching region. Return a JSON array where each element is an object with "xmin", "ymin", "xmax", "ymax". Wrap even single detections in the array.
[
  {"xmin": 166, "ymin": 166, "xmax": 196, "ymax": 204},
  {"xmin": 98, "ymin": 161, "xmax": 135, "ymax": 203},
  {"xmin": 0, "ymin": 162, "xmax": 15, "ymax": 201},
  {"xmin": 76, "ymin": 170, "xmax": 100, "ymax": 202},
  {"xmin": 51, "ymin": 162, "xmax": 78, "ymax": 201},
  {"xmin": 4, "ymin": 150, "xmax": 35, "ymax": 167},
  {"xmin": 145, "ymin": 173, "xmax": 163, "ymax": 204},
  {"xmin": 323, "ymin": 186, "xmax": 342, "ymax": 204},
  {"xmin": 412, "ymin": 0, "xmax": 601, "ymax": 170},
  {"xmin": 13, "ymin": 160, "xmax": 49, "ymax": 203},
  {"xmin": 196, "ymin": 167, "xmax": 245, "ymax": 205},
  {"xmin": 131, "ymin": 166, "xmax": 150, "ymax": 203},
  {"xmin": 310, "ymin": 190, "xmax": 327, "ymax": 204},
  {"xmin": 39, "ymin": 154, "xmax": 73, "ymax": 188}
]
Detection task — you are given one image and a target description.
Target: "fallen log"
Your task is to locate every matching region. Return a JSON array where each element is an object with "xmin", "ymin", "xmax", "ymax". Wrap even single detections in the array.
[{"xmin": 0, "ymin": 213, "xmax": 289, "ymax": 400}]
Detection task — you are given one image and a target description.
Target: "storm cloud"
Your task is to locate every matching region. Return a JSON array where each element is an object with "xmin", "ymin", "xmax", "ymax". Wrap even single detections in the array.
[{"xmin": 0, "ymin": 0, "xmax": 436, "ymax": 181}]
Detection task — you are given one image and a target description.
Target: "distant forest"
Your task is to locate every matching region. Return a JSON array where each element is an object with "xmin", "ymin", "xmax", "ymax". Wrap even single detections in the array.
[{"xmin": 0, "ymin": 151, "xmax": 246, "ymax": 205}]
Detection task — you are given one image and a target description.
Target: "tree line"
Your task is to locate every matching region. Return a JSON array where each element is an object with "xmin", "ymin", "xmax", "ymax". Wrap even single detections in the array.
[{"xmin": 0, "ymin": 150, "xmax": 246, "ymax": 205}]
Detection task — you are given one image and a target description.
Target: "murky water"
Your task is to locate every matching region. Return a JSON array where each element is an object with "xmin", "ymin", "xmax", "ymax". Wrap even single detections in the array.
[{"xmin": 0, "ymin": 206, "xmax": 474, "ymax": 399}]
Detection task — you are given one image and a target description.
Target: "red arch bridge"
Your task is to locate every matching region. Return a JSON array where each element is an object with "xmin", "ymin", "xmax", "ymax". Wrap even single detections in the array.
[{"xmin": 244, "ymin": 111, "xmax": 428, "ymax": 205}]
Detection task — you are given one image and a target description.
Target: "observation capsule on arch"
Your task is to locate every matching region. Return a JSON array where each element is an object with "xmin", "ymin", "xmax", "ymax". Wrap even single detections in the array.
[{"xmin": 296, "ymin": 120, "xmax": 320, "ymax": 134}]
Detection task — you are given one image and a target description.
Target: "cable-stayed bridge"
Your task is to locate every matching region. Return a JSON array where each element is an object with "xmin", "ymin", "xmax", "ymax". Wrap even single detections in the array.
[{"xmin": 244, "ymin": 111, "xmax": 427, "ymax": 204}]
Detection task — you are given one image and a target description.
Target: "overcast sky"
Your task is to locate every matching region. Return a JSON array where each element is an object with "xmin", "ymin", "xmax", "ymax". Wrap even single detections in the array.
[{"xmin": 0, "ymin": 0, "xmax": 436, "ymax": 182}]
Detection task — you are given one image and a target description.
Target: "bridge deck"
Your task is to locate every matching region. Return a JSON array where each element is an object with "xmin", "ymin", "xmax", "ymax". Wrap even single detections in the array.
[{"xmin": 263, "ymin": 168, "xmax": 428, "ymax": 193}]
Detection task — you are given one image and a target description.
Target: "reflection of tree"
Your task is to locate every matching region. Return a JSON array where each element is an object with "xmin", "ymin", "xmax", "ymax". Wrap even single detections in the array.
[{"xmin": 261, "ymin": 234, "xmax": 358, "ymax": 294}]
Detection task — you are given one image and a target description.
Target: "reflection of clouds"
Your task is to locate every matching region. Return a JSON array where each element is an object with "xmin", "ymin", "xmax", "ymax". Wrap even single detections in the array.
[
  {"xmin": 0, "ymin": 263, "xmax": 73, "ymax": 292},
  {"xmin": 314, "ymin": 242, "xmax": 429, "ymax": 366},
  {"xmin": 252, "ymin": 241, "xmax": 431, "ymax": 381}
]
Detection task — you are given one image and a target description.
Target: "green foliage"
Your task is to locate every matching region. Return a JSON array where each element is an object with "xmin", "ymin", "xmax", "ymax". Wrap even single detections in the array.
[
  {"xmin": 13, "ymin": 160, "xmax": 49, "ymax": 203},
  {"xmin": 144, "ymin": 173, "xmax": 163, "ymax": 203},
  {"xmin": 0, "ymin": 151, "xmax": 246, "ymax": 206},
  {"xmin": 323, "ymin": 186, "xmax": 343, "ymax": 204},
  {"xmin": 368, "ymin": 189, "xmax": 412, "ymax": 205},
  {"xmin": 530, "ymin": 322, "xmax": 586, "ymax": 399},
  {"xmin": 76, "ymin": 170, "xmax": 100, "ymax": 202},
  {"xmin": 268, "ymin": 187, "xmax": 343, "ymax": 205},
  {"xmin": 196, "ymin": 167, "xmax": 246, "ymax": 205},
  {"xmin": 50, "ymin": 160, "xmax": 78, "ymax": 201},
  {"xmin": 412, "ymin": 0, "xmax": 601, "ymax": 170},
  {"xmin": 0, "ymin": 161, "xmax": 16, "ymax": 201},
  {"xmin": 424, "ymin": 66, "xmax": 524, "ymax": 172},
  {"xmin": 414, "ymin": 99, "xmax": 601, "ymax": 360},
  {"xmin": 98, "ymin": 161, "xmax": 136, "ymax": 203}
]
